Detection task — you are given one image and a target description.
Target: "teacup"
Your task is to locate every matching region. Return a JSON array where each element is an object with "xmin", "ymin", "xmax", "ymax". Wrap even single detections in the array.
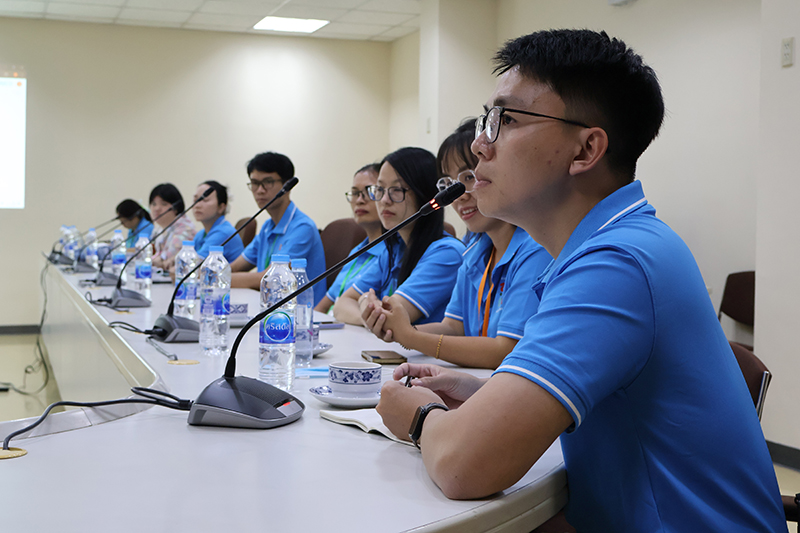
[{"xmin": 328, "ymin": 361, "xmax": 382, "ymax": 396}]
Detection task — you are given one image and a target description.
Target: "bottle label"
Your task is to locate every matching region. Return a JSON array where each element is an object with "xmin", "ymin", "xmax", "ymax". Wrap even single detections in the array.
[
  {"xmin": 135, "ymin": 264, "xmax": 152, "ymax": 279},
  {"xmin": 112, "ymin": 252, "xmax": 125, "ymax": 265},
  {"xmin": 176, "ymin": 283, "xmax": 187, "ymax": 300},
  {"xmin": 214, "ymin": 291, "xmax": 230, "ymax": 316},
  {"xmin": 87, "ymin": 248, "xmax": 97, "ymax": 257},
  {"xmin": 260, "ymin": 311, "xmax": 295, "ymax": 344},
  {"xmin": 201, "ymin": 289, "xmax": 230, "ymax": 316}
]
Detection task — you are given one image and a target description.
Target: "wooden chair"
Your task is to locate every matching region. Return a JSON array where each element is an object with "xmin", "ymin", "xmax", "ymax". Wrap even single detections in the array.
[
  {"xmin": 319, "ymin": 218, "xmax": 367, "ymax": 289},
  {"xmin": 718, "ymin": 271, "xmax": 755, "ymax": 350},
  {"xmin": 728, "ymin": 341, "xmax": 771, "ymax": 420},
  {"xmin": 234, "ymin": 217, "xmax": 257, "ymax": 249}
]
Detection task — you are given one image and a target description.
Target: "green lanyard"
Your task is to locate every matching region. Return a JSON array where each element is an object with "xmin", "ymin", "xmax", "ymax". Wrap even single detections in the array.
[
  {"xmin": 338, "ymin": 255, "xmax": 374, "ymax": 297},
  {"xmin": 262, "ymin": 236, "xmax": 279, "ymax": 271}
]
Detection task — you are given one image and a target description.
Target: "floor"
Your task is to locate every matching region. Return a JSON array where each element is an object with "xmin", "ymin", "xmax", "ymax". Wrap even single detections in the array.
[{"xmin": 1, "ymin": 333, "xmax": 799, "ymax": 528}]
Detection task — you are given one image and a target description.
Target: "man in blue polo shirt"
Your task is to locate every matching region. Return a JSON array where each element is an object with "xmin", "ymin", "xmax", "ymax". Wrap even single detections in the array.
[
  {"xmin": 230, "ymin": 152, "xmax": 326, "ymax": 305},
  {"xmin": 375, "ymin": 29, "xmax": 785, "ymax": 532}
]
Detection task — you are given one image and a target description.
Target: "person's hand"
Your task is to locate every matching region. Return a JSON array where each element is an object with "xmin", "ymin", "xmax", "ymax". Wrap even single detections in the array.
[
  {"xmin": 359, "ymin": 290, "xmax": 389, "ymax": 337},
  {"xmin": 168, "ymin": 264, "xmax": 176, "ymax": 283},
  {"xmin": 391, "ymin": 363, "xmax": 485, "ymax": 409},
  {"xmin": 378, "ymin": 295, "xmax": 414, "ymax": 344},
  {"xmin": 376, "ymin": 380, "xmax": 445, "ymax": 441}
]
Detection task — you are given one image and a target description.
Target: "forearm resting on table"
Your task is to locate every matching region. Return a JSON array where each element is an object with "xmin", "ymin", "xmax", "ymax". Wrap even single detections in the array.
[
  {"xmin": 399, "ymin": 327, "xmax": 517, "ymax": 369},
  {"xmin": 231, "ymin": 270, "xmax": 262, "ymax": 290},
  {"xmin": 418, "ymin": 373, "xmax": 572, "ymax": 500},
  {"xmin": 332, "ymin": 289, "xmax": 364, "ymax": 325}
]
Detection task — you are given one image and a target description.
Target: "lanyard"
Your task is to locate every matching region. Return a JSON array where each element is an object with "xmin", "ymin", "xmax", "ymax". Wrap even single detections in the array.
[
  {"xmin": 476, "ymin": 247, "xmax": 497, "ymax": 337},
  {"xmin": 262, "ymin": 236, "xmax": 279, "ymax": 271},
  {"xmin": 338, "ymin": 255, "xmax": 374, "ymax": 297}
]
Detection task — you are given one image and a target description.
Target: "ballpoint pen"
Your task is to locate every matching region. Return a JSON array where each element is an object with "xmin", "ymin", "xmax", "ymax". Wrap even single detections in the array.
[{"xmin": 405, "ymin": 375, "xmax": 413, "ymax": 387}]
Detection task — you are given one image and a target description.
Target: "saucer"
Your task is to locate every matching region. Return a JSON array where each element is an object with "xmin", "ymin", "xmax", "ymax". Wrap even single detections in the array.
[
  {"xmin": 309, "ymin": 385, "xmax": 380, "ymax": 408},
  {"xmin": 313, "ymin": 342, "xmax": 332, "ymax": 356}
]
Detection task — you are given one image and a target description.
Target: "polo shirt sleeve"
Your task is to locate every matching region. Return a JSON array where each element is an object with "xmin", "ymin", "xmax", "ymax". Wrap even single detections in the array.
[
  {"xmin": 194, "ymin": 224, "xmax": 228, "ymax": 259},
  {"xmin": 496, "ymin": 247, "xmax": 655, "ymax": 429},
  {"xmin": 494, "ymin": 245, "xmax": 552, "ymax": 340},
  {"xmin": 242, "ymin": 231, "xmax": 262, "ymax": 267},
  {"xmin": 395, "ymin": 239, "xmax": 463, "ymax": 319},
  {"xmin": 443, "ymin": 260, "xmax": 470, "ymax": 323},
  {"xmin": 279, "ymin": 220, "xmax": 321, "ymax": 268}
]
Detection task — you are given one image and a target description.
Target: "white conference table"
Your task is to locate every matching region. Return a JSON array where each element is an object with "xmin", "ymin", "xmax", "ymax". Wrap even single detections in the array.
[{"xmin": 0, "ymin": 262, "xmax": 567, "ymax": 533}]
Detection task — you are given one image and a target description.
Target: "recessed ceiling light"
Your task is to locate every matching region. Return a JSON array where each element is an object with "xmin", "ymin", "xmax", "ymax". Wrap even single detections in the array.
[{"xmin": 253, "ymin": 16, "xmax": 329, "ymax": 34}]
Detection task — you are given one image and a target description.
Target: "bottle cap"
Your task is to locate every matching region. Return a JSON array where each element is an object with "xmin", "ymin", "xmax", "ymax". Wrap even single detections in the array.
[
  {"xmin": 89, "ymin": 228, "xmax": 95, "ymax": 231},
  {"xmin": 114, "ymin": 229, "xmax": 122, "ymax": 233},
  {"xmin": 210, "ymin": 246, "xmax": 224, "ymax": 253},
  {"xmin": 291, "ymin": 258, "xmax": 307, "ymax": 269},
  {"xmin": 183, "ymin": 241, "xmax": 194, "ymax": 246},
  {"xmin": 271, "ymin": 254, "xmax": 291, "ymax": 263}
]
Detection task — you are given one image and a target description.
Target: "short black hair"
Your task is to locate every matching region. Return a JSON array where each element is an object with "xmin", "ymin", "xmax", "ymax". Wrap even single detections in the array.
[
  {"xmin": 437, "ymin": 118, "xmax": 478, "ymax": 178},
  {"xmin": 149, "ymin": 183, "xmax": 184, "ymax": 214},
  {"xmin": 356, "ymin": 163, "xmax": 381, "ymax": 176},
  {"xmin": 246, "ymin": 152, "xmax": 294, "ymax": 183},
  {"xmin": 493, "ymin": 29, "xmax": 664, "ymax": 180},
  {"xmin": 116, "ymin": 199, "xmax": 150, "ymax": 221},
  {"xmin": 201, "ymin": 180, "xmax": 228, "ymax": 206}
]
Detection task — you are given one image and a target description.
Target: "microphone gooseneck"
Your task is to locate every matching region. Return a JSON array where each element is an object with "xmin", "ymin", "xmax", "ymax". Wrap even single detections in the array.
[
  {"xmin": 223, "ymin": 181, "xmax": 466, "ymax": 378},
  {"xmin": 96, "ymin": 205, "xmax": 175, "ymax": 277},
  {"xmin": 165, "ymin": 177, "xmax": 299, "ymax": 317}
]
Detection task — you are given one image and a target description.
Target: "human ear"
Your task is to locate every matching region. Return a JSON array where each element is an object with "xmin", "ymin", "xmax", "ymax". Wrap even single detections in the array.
[{"xmin": 569, "ymin": 127, "xmax": 609, "ymax": 176}]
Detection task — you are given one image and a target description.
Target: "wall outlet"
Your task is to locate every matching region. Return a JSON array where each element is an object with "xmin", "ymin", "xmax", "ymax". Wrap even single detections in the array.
[{"xmin": 782, "ymin": 37, "xmax": 794, "ymax": 68}]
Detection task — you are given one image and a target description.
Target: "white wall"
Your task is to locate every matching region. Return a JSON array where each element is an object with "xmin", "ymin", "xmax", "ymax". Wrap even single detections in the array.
[
  {"xmin": 0, "ymin": 17, "xmax": 392, "ymax": 326},
  {"xmin": 756, "ymin": 0, "xmax": 800, "ymax": 449},
  {"xmin": 496, "ymin": 0, "xmax": 761, "ymax": 314},
  {"xmin": 389, "ymin": 31, "xmax": 420, "ymax": 150}
]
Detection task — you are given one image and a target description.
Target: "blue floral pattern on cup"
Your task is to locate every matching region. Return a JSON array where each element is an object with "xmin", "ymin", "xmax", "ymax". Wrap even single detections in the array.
[{"xmin": 329, "ymin": 367, "xmax": 382, "ymax": 386}]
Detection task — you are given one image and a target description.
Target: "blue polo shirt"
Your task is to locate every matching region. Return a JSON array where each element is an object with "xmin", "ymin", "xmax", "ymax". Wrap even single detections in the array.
[
  {"xmin": 353, "ymin": 235, "xmax": 465, "ymax": 324},
  {"xmin": 127, "ymin": 218, "xmax": 153, "ymax": 248},
  {"xmin": 325, "ymin": 238, "xmax": 386, "ymax": 303},
  {"xmin": 242, "ymin": 201, "xmax": 326, "ymax": 305},
  {"xmin": 193, "ymin": 216, "xmax": 244, "ymax": 264},
  {"xmin": 444, "ymin": 227, "xmax": 550, "ymax": 339},
  {"xmin": 495, "ymin": 181, "xmax": 784, "ymax": 532}
]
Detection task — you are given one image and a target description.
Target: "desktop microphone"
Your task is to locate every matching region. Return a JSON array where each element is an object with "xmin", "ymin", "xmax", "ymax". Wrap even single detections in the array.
[
  {"xmin": 186, "ymin": 182, "xmax": 465, "ymax": 429},
  {"xmin": 48, "ymin": 215, "xmax": 119, "ymax": 266},
  {"xmin": 152, "ymin": 177, "xmax": 299, "ymax": 343},
  {"xmin": 110, "ymin": 188, "xmax": 214, "ymax": 308},
  {"xmin": 93, "ymin": 207, "xmax": 175, "ymax": 286}
]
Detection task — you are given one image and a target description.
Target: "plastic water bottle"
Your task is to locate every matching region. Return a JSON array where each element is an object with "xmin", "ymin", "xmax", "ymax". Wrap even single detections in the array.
[
  {"xmin": 259, "ymin": 254, "xmax": 297, "ymax": 390},
  {"xmin": 110, "ymin": 229, "xmax": 126, "ymax": 278},
  {"xmin": 85, "ymin": 228, "xmax": 99, "ymax": 269},
  {"xmin": 199, "ymin": 246, "xmax": 231, "ymax": 356},
  {"xmin": 63, "ymin": 226, "xmax": 82, "ymax": 260},
  {"xmin": 134, "ymin": 236, "xmax": 152, "ymax": 299},
  {"xmin": 292, "ymin": 258, "xmax": 314, "ymax": 368},
  {"xmin": 174, "ymin": 241, "xmax": 199, "ymax": 319}
]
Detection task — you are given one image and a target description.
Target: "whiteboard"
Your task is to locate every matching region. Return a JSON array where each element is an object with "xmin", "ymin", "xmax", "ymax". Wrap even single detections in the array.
[{"xmin": 0, "ymin": 75, "xmax": 26, "ymax": 209}]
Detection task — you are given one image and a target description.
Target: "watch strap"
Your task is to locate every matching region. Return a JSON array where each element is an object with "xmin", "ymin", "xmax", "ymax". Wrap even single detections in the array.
[{"xmin": 409, "ymin": 402, "xmax": 449, "ymax": 449}]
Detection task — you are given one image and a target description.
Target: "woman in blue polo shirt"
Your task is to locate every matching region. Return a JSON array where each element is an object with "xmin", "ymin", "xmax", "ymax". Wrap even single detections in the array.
[
  {"xmin": 314, "ymin": 163, "xmax": 385, "ymax": 313},
  {"xmin": 191, "ymin": 180, "xmax": 244, "ymax": 263},
  {"xmin": 334, "ymin": 147, "xmax": 465, "ymax": 326},
  {"xmin": 368, "ymin": 121, "xmax": 552, "ymax": 369},
  {"xmin": 116, "ymin": 199, "xmax": 153, "ymax": 248}
]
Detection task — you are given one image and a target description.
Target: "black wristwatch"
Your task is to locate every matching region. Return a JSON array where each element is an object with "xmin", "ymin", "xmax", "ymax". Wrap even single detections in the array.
[{"xmin": 409, "ymin": 402, "xmax": 449, "ymax": 449}]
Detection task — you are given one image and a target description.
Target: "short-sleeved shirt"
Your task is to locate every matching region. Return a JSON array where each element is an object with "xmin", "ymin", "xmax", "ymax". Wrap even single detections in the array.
[
  {"xmin": 444, "ymin": 227, "xmax": 550, "ymax": 339},
  {"xmin": 242, "ymin": 201, "xmax": 326, "ymax": 305},
  {"xmin": 154, "ymin": 216, "xmax": 197, "ymax": 264},
  {"xmin": 127, "ymin": 218, "xmax": 153, "ymax": 248},
  {"xmin": 353, "ymin": 235, "xmax": 465, "ymax": 324},
  {"xmin": 495, "ymin": 181, "xmax": 784, "ymax": 532},
  {"xmin": 325, "ymin": 238, "xmax": 386, "ymax": 303},
  {"xmin": 193, "ymin": 216, "xmax": 244, "ymax": 264}
]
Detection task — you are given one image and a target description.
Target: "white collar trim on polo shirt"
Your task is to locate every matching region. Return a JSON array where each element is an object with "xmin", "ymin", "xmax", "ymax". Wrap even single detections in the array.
[{"xmin": 596, "ymin": 197, "xmax": 647, "ymax": 232}]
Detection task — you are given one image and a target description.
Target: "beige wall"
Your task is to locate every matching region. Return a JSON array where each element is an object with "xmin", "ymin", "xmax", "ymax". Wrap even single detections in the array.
[
  {"xmin": 756, "ymin": 0, "xmax": 800, "ymax": 449},
  {"xmin": 0, "ymin": 17, "xmax": 392, "ymax": 325},
  {"xmin": 389, "ymin": 31, "xmax": 420, "ymax": 150},
  {"xmin": 496, "ymin": 0, "xmax": 761, "ymax": 316}
]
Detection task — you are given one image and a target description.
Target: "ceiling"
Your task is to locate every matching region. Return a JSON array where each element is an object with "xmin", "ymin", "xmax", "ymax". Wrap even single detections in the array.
[{"xmin": 0, "ymin": 0, "xmax": 422, "ymax": 41}]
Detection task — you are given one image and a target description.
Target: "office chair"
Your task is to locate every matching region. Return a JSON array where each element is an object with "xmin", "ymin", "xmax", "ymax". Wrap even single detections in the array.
[
  {"xmin": 234, "ymin": 217, "xmax": 257, "ymax": 249},
  {"xmin": 718, "ymin": 271, "xmax": 755, "ymax": 350},
  {"xmin": 319, "ymin": 218, "xmax": 367, "ymax": 289}
]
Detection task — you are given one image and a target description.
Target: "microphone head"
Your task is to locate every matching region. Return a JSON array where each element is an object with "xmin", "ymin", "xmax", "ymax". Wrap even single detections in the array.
[
  {"xmin": 427, "ymin": 182, "xmax": 466, "ymax": 212},
  {"xmin": 201, "ymin": 186, "xmax": 215, "ymax": 199},
  {"xmin": 282, "ymin": 176, "xmax": 299, "ymax": 193}
]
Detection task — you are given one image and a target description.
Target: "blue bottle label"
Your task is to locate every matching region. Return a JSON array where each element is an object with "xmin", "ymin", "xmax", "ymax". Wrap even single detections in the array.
[
  {"xmin": 112, "ymin": 252, "xmax": 125, "ymax": 265},
  {"xmin": 214, "ymin": 291, "xmax": 230, "ymax": 316},
  {"xmin": 259, "ymin": 311, "xmax": 295, "ymax": 344},
  {"xmin": 175, "ymin": 284, "xmax": 187, "ymax": 300},
  {"xmin": 135, "ymin": 264, "xmax": 152, "ymax": 279}
]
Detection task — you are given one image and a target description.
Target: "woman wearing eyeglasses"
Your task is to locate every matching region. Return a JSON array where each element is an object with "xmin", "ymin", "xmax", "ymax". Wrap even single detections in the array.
[
  {"xmin": 362, "ymin": 121, "xmax": 552, "ymax": 369},
  {"xmin": 191, "ymin": 180, "xmax": 244, "ymax": 263},
  {"xmin": 333, "ymin": 147, "xmax": 465, "ymax": 326},
  {"xmin": 314, "ymin": 163, "xmax": 385, "ymax": 313}
]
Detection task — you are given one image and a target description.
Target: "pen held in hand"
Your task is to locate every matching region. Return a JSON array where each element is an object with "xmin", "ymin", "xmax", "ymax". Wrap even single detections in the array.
[{"xmin": 404, "ymin": 375, "xmax": 413, "ymax": 388}]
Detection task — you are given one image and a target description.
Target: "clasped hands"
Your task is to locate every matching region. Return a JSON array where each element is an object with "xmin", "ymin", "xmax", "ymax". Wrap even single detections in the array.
[{"xmin": 358, "ymin": 289, "xmax": 413, "ymax": 343}]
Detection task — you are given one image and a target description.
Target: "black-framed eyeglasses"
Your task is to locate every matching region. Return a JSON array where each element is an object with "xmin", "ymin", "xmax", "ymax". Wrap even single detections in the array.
[
  {"xmin": 475, "ymin": 106, "xmax": 590, "ymax": 143},
  {"xmin": 437, "ymin": 169, "xmax": 477, "ymax": 193},
  {"xmin": 246, "ymin": 178, "xmax": 281, "ymax": 192},
  {"xmin": 367, "ymin": 185, "xmax": 409, "ymax": 203},
  {"xmin": 344, "ymin": 189, "xmax": 370, "ymax": 203}
]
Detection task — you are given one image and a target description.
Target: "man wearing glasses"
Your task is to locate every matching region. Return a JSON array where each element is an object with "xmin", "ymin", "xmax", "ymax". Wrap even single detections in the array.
[
  {"xmin": 230, "ymin": 151, "xmax": 326, "ymax": 305},
  {"xmin": 376, "ymin": 30, "xmax": 785, "ymax": 532}
]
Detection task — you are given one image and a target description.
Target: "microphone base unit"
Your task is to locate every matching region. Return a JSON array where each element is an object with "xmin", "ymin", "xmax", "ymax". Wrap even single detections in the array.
[
  {"xmin": 187, "ymin": 376, "xmax": 305, "ymax": 429},
  {"xmin": 49, "ymin": 252, "xmax": 73, "ymax": 265},
  {"xmin": 71, "ymin": 262, "xmax": 97, "ymax": 274},
  {"xmin": 95, "ymin": 271, "xmax": 119, "ymax": 286},
  {"xmin": 110, "ymin": 288, "xmax": 152, "ymax": 308},
  {"xmin": 152, "ymin": 314, "xmax": 200, "ymax": 343}
]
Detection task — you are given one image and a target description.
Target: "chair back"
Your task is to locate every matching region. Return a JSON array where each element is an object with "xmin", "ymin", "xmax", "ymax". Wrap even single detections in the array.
[
  {"xmin": 235, "ymin": 217, "xmax": 257, "ymax": 249},
  {"xmin": 443, "ymin": 222, "xmax": 457, "ymax": 238},
  {"xmin": 719, "ymin": 271, "xmax": 755, "ymax": 326},
  {"xmin": 728, "ymin": 341, "xmax": 771, "ymax": 420},
  {"xmin": 320, "ymin": 218, "xmax": 367, "ymax": 289}
]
